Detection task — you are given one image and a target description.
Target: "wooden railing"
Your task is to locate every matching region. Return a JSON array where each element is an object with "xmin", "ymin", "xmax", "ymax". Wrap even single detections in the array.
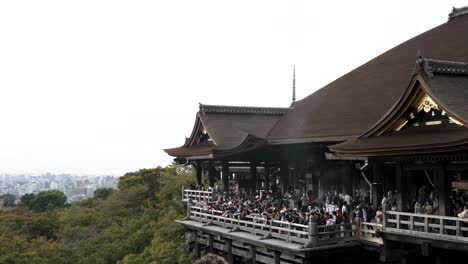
[
  {"xmin": 186, "ymin": 205, "xmax": 381, "ymax": 247},
  {"xmin": 189, "ymin": 206, "xmax": 309, "ymax": 244},
  {"xmin": 360, "ymin": 222, "xmax": 383, "ymax": 244},
  {"xmin": 182, "ymin": 187, "xmax": 213, "ymax": 204},
  {"xmin": 181, "ymin": 188, "xmax": 383, "ymax": 247},
  {"xmin": 385, "ymin": 211, "xmax": 468, "ymax": 241}
]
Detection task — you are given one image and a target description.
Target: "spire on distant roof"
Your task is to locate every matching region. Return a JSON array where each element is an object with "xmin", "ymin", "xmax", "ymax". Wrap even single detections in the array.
[
  {"xmin": 448, "ymin": 5, "xmax": 468, "ymax": 20},
  {"xmin": 291, "ymin": 66, "xmax": 296, "ymax": 106}
]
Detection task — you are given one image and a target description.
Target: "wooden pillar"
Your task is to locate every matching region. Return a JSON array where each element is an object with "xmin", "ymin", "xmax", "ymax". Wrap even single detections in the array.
[
  {"xmin": 342, "ymin": 162, "xmax": 352, "ymax": 196},
  {"xmin": 249, "ymin": 245, "xmax": 256, "ymax": 264},
  {"xmin": 207, "ymin": 234, "xmax": 214, "ymax": 254},
  {"xmin": 379, "ymin": 240, "xmax": 402, "ymax": 263},
  {"xmin": 225, "ymin": 239, "xmax": 233, "ymax": 264},
  {"xmin": 196, "ymin": 161, "xmax": 203, "ymax": 186},
  {"xmin": 371, "ymin": 161, "xmax": 383, "ymax": 210},
  {"xmin": 435, "ymin": 164, "xmax": 448, "ymax": 216},
  {"xmin": 396, "ymin": 161, "xmax": 408, "ymax": 212},
  {"xmin": 265, "ymin": 161, "xmax": 271, "ymax": 191},
  {"xmin": 371, "ymin": 183, "xmax": 383, "ymax": 211},
  {"xmin": 280, "ymin": 161, "xmax": 289, "ymax": 194},
  {"xmin": 208, "ymin": 161, "xmax": 215, "ymax": 187},
  {"xmin": 250, "ymin": 162, "xmax": 257, "ymax": 196},
  {"xmin": 274, "ymin": 251, "xmax": 281, "ymax": 264},
  {"xmin": 222, "ymin": 161, "xmax": 229, "ymax": 194},
  {"xmin": 193, "ymin": 231, "xmax": 200, "ymax": 260},
  {"xmin": 372, "ymin": 162, "xmax": 384, "ymax": 185}
]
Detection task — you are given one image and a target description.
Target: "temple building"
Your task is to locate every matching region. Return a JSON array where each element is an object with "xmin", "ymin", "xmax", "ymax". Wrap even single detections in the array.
[{"xmin": 166, "ymin": 6, "xmax": 468, "ymax": 264}]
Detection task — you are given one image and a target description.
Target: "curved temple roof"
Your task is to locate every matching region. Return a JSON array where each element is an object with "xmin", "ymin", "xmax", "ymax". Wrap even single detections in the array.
[
  {"xmin": 330, "ymin": 57, "xmax": 468, "ymax": 157},
  {"xmin": 267, "ymin": 12, "xmax": 468, "ymax": 144},
  {"xmin": 164, "ymin": 104, "xmax": 288, "ymax": 160},
  {"xmin": 165, "ymin": 6, "xmax": 468, "ymax": 160}
]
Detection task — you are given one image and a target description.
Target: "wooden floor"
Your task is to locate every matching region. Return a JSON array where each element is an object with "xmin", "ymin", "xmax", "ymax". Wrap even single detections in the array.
[{"xmin": 178, "ymin": 219, "xmax": 363, "ymax": 264}]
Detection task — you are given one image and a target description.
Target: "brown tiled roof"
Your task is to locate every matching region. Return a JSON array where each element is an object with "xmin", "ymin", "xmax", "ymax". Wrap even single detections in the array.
[
  {"xmin": 329, "ymin": 123, "xmax": 468, "ymax": 157},
  {"xmin": 164, "ymin": 104, "xmax": 287, "ymax": 159},
  {"xmin": 330, "ymin": 58, "xmax": 468, "ymax": 157},
  {"xmin": 268, "ymin": 13, "xmax": 468, "ymax": 143},
  {"xmin": 422, "ymin": 71, "xmax": 468, "ymax": 125}
]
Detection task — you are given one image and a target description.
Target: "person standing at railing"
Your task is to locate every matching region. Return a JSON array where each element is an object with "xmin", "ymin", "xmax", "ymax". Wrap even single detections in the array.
[
  {"xmin": 414, "ymin": 201, "xmax": 423, "ymax": 214},
  {"xmin": 458, "ymin": 205, "xmax": 468, "ymax": 218},
  {"xmin": 424, "ymin": 200, "xmax": 433, "ymax": 215},
  {"xmin": 375, "ymin": 207, "xmax": 383, "ymax": 224}
]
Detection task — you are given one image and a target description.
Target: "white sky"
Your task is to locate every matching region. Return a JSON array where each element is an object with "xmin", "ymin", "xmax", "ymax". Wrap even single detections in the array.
[{"xmin": 0, "ymin": 0, "xmax": 466, "ymax": 175}]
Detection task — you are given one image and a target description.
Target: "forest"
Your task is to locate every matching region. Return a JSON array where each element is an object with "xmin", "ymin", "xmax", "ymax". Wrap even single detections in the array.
[{"xmin": 0, "ymin": 165, "xmax": 195, "ymax": 264}]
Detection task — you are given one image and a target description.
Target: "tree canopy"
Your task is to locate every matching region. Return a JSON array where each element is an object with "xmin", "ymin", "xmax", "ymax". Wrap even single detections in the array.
[
  {"xmin": 20, "ymin": 190, "xmax": 67, "ymax": 212},
  {"xmin": 93, "ymin": 187, "xmax": 114, "ymax": 200},
  {"xmin": 0, "ymin": 164, "xmax": 196, "ymax": 264},
  {"xmin": 0, "ymin": 194, "xmax": 16, "ymax": 207}
]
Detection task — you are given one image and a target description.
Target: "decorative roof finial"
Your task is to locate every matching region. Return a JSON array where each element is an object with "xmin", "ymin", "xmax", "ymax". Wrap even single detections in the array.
[
  {"xmin": 448, "ymin": 5, "xmax": 468, "ymax": 21},
  {"xmin": 292, "ymin": 66, "xmax": 296, "ymax": 105}
]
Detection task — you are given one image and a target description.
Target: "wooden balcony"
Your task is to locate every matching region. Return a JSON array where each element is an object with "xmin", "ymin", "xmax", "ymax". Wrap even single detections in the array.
[
  {"xmin": 178, "ymin": 189, "xmax": 384, "ymax": 263},
  {"xmin": 379, "ymin": 211, "xmax": 468, "ymax": 253}
]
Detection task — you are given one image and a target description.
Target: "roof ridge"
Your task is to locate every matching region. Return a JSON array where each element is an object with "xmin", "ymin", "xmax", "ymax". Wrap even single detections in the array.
[
  {"xmin": 449, "ymin": 5, "xmax": 468, "ymax": 21},
  {"xmin": 416, "ymin": 57, "xmax": 468, "ymax": 79},
  {"xmin": 199, "ymin": 103, "xmax": 289, "ymax": 115}
]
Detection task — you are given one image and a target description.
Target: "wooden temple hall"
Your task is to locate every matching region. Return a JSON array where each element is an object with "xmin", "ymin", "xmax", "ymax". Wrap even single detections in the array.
[{"xmin": 166, "ymin": 6, "xmax": 468, "ymax": 264}]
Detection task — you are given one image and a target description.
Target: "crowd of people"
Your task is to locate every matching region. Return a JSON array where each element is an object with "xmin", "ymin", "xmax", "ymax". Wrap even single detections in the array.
[
  {"xmin": 449, "ymin": 189, "xmax": 468, "ymax": 218},
  {"xmin": 189, "ymin": 180, "xmax": 468, "ymax": 227},
  {"xmin": 189, "ymin": 182, "xmax": 384, "ymax": 226}
]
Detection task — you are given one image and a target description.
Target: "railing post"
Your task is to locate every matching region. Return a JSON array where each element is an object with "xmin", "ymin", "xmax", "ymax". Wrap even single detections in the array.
[
  {"xmin": 304, "ymin": 213, "xmax": 318, "ymax": 248},
  {"xmin": 456, "ymin": 219, "xmax": 460, "ymax": 238},
  {"xmin": 424, "ymin": 217, "xmax": 428, "ymax": 233},
  {"xmin": 410, "ymin": 215, "xmax": 414, "ymax": 234},
  {"xmin": 182, "ymin": 186, "xmax": 185, "ymax": 201},
  {"xmin": 396, "ymin": 213, "xmax": 400, "ymax": 230},
  {"xmin": 356, "ymin": 217, "xmax": 362, "ymax": 240},
  {"xmin": 439, "ymin": 218, "xmax": 444, "ymax": 236},
  {"xmin": 186, "ymin": 198, "xmax": 192, "ymax": 219},
  {"xmin": 382, "ymin": 207, "xmax": 386, "ymax": 231}
]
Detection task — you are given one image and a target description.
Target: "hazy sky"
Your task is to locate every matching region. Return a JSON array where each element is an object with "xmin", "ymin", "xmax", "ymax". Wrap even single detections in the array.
[{"xmin": 0, "ymin": 1, "xmax": 466, "ymax": 175}]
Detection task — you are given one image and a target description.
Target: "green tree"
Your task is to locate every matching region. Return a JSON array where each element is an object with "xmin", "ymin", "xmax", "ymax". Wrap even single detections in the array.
[
  {"xmin": 93, "ymin": 187, "xmax": 114, "ymax": 200},
  {"xmin": 118, "ymin": 168, "xmax": 162, "ymax": 202},
  {"xmin": 24, "ymin": 213, "xmax": 59, "ymax": 240},
  {"xmin": 22, "ymin": 190, "xmax": 67, "ymax": 212},
  {"xmin": 0, "ymin": 193, "xmax": 16, "ymax": 207},
  {"xmin": 20, "ymin": 193, "xmax": 36, "ymax": 208}
]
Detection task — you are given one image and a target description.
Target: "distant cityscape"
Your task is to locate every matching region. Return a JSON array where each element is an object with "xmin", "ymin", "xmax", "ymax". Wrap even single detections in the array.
[{"xmin": 0, "ymin": 173, "xmax": 119, "ymax": 202}]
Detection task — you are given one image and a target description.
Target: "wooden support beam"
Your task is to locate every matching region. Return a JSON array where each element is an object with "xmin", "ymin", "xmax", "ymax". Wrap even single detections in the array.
[
  {"xmin": 379, "ymin": 240, "xmax": 402, "ymax": 263},
  {"xmin": 193, "ymin": 231, "xmax": 200, "ymax": 260},
  {"xmin": 395, "ymin": 161, "xmax": 407, "ymax": 212},
  {"xmin": 208, "ymin": 234, "xmax": 214, "ymax": 254},
  {"xmin": 196, "ymin": 161, "xmax": 203, "ymax": 186},
  {"xmin": 274, "ymin": 251, "xmax": 281, "ymax": 264},
  {"xmin": 222, "ymin": 161, "xmax": 230, "ymax": 194},
  {"xmin": 249, "ymin": 245, "xmax": 256, "ymax": 264},
  {"xmin": 435, "ymin": 164, "xmax": 448, "ymax": 216},
  {"xmin": 225, "ymin": 239, "xmax": 233, "ymax": 264},
  {"xmin": 371, "ymin": 183, "xmax": 382, "ymax": 212},
  {"xmin": 250, "ymin": 162, "xmax": 257, "ymax": 196},
  {"xmin": 280, "ymin": 161, "xmax": 289, "ymax": 194},
  {"xmin": 208, "ymin": 161, "xmax": 215, "ymax": 187},
  {"xmin": 421, "ymin": 242, "xmax": 430, "ymax": 257}
]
